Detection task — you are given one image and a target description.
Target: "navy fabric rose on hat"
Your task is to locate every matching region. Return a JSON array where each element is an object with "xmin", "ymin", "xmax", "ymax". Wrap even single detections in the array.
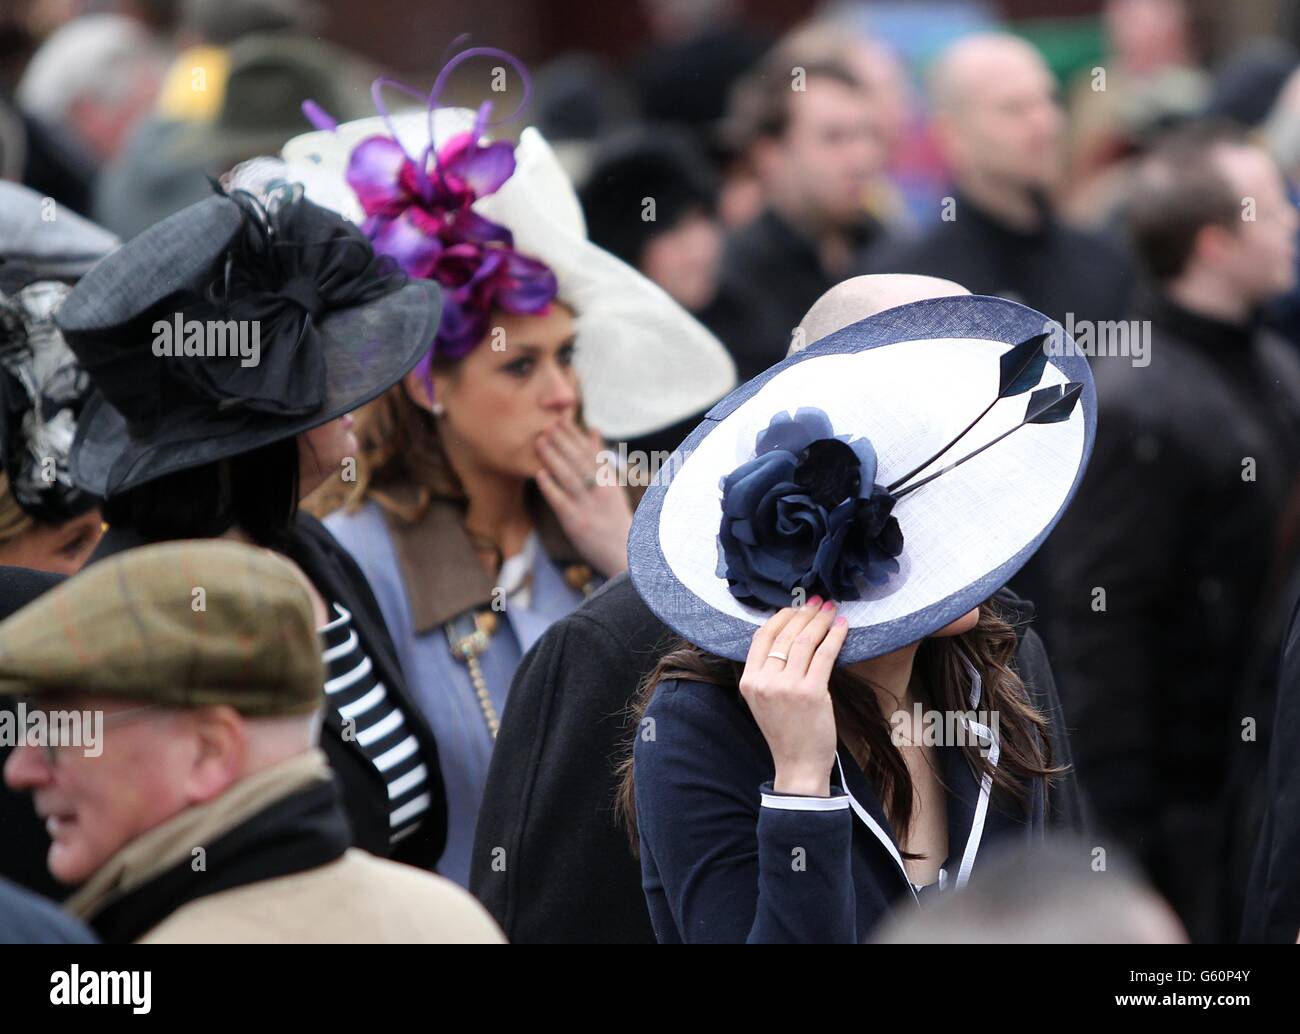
[{"xmin": 717, "ymin": 407, "xmax": 903, "ymax": 609}]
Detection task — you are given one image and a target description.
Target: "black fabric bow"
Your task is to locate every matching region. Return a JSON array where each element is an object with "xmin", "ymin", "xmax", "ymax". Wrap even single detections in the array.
[{"xmin": 168, "ymin": 186, "xmax": 404, "ymax": 418}]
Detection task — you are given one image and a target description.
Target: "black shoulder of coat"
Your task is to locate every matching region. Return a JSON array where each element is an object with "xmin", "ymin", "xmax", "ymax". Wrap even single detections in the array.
[{"xmin": 470, "ymin": 573, "xmax": 670, "ymax": 943}]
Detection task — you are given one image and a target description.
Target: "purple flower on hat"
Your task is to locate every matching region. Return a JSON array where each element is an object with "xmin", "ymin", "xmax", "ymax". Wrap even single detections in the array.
[
  {"xmin": 717, "ymin": 407, "xmax": 903, "ymax": 610},
  {"xmin": 345, "ymin": 125, "xmax": 557, "ymax": 361}
]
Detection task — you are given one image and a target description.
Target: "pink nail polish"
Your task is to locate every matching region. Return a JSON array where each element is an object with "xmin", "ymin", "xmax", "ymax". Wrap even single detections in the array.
[
  {"xmin": 835, "ymin": 616, "xmax": 847, "ymax": 626},
  {"xmin": 805, "ymin": 595, "xmax": 821, "ymax": 608},
  {"xmin": 821, "ymin": 600, "xmax": 836, "ymax": 611}
]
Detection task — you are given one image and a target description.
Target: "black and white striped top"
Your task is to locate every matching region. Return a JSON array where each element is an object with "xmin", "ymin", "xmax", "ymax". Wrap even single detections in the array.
[{"xmin": 320, "ymin": 603, "xmax": 430, "ymax": 845}]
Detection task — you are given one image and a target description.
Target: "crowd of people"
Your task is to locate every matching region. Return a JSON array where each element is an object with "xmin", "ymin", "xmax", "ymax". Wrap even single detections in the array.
[{"xmin": 0, "ymin": 0, "xmax": 1298, "ymax": 945}]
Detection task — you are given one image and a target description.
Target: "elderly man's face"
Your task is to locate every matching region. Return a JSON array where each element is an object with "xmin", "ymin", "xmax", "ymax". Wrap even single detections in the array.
[{"xmin": 3, "ymin": 696, "xmax": 195, "ymax": 884}]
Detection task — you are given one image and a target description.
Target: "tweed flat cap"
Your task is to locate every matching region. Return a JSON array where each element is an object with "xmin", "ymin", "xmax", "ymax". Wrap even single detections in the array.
[{"xmin": 0, "ymin": 540, "xmax": 324, "ymax": 714}]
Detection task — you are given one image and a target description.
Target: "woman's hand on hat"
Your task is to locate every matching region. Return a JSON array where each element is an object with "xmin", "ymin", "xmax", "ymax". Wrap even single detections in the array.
[
  {"xmin": 535, "ymin": 418, "xmax": 633, "ymax": 578},
  {"xmin": 740, "ymin": 598, "xmax": 847, "ymax": 798}
]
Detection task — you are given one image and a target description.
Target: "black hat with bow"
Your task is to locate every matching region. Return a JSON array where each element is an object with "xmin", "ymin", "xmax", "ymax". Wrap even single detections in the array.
[{"xmin": 57, "ymin": 185, "xmax": 441, "ymax": 497}]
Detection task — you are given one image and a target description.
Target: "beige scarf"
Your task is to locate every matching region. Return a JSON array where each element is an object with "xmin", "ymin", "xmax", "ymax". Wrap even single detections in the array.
[{"xmin": 66, "ymin": 749, "xmax": 332, "ymax": 922}]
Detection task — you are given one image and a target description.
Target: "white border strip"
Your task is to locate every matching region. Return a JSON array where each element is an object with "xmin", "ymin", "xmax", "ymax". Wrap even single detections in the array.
[{"xmin": 760, "ymin": 791, "xmax": 851, "ymax": 812}]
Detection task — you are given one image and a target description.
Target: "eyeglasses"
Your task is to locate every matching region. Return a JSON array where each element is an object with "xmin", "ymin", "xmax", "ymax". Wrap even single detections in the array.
[{"xmin": 12, "ymin": 699, "xmax": 165, "ymax": 764}]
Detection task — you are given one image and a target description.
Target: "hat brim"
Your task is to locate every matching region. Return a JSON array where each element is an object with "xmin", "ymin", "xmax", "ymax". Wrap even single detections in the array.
[
  {"xmin": 628, "ymin": 294, "xmax": 1097, "ymax": 664},
  {"xmin": 70, "ymin": 277, "xmax": 440, "ymax": 497},
  {"xmin": 0, "ymin": 181, "xmax": 119, "ymax": 281},
  {"xmin": 281, "ymin": 112, "xmax": 737, "ymax": 440}
]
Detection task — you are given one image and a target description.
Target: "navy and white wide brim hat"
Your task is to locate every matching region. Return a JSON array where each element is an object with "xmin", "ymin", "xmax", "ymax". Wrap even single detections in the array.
[{"xmin": 628, "ymin": 294, "xmax": 1096, "ymax": 664}]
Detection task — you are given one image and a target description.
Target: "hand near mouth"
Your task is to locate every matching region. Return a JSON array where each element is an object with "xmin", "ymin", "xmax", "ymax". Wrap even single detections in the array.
[{"xmin": 535, "ymin": 418, "xmax": 632, "ymax": 579}]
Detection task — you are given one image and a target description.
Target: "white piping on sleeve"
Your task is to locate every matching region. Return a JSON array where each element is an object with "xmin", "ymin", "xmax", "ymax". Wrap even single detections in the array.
[{"xmin": 760, "ymin": 791, "xmax": 851, "ymax": 812}]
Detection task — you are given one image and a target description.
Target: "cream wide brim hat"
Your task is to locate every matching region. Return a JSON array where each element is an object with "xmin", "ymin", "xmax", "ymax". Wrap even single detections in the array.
[{"xmin": 267, "ymin": 109, "xmax": 737, "ymax": 441}]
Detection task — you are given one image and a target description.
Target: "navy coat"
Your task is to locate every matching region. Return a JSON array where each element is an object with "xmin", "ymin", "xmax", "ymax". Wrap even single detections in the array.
[{"xmin": 634, "ymin": 633, "xmax": 1065, "ymax": 943}]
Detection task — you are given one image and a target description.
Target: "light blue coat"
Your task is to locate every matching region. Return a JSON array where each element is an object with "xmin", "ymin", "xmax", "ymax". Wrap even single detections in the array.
[{"xmin": 325, "ymin": 492, "xmax": 595, "ymax": 886}]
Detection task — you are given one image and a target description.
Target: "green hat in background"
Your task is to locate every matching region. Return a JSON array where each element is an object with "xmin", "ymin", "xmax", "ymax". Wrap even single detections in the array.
[{"xmin": 0, "ymin": 540, "xmax": 323, "ymax": 715}]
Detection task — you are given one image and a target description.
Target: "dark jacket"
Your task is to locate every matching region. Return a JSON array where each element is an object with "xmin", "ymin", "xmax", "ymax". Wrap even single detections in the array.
[
  {"xmin": 470, "ymin": 575, "xmax": 1086, "ymax": 943},
  {"xmin": 0, "ymin": 876, "xmax": 95, "ymax": 944},
  {"xmin": 1241, "ymin": 583, "xmax": 1300, "ymax": 944},
  {"xmin": 859, "ymin": 193, "xmax": 1133, "ymax": 333},
  {"xmin": 89, "ymin": 514, "xmax": 449, "ymax": 871},
  {"xmin": 722, "ymin": 208, "xmax": 882, "ymax": 382},
  {"xmin": 860, "ymin": 196, "xmax": 1134, "ymax": 637},
  {"xmin": 1045, "ymin": 290, "xmax": 1300, "ymax": 942}
]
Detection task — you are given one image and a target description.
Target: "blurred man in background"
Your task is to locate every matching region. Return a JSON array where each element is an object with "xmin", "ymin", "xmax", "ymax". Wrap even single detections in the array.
[
  {"xmin": 720, "ymin": 53, "xmax": 883, "ymax": 380},
  {"xmin": 16, "ymin": 12, "xmax": 164, "ymax": 169},
  {"xmin": 91, "ymin": 0, "xmax": 369, "ymax": 238},
  {"xmin": 3, "ymin": 9, "xmax": 165, "ymax": 214},
  {"xmin": 863, "ymin": 32, "xmax": 1135, "ymax": 635},
  {"xmin": 1047, "ymin": 123, "xmax": 1300, "ymax": 943},
  {"xmin": 863, "ymin": 32, "xmax": 1133, "ymax": 329},
  {"xmin": 1063, "ymin": 0, "xmax": 1208, "ymax": 223}
]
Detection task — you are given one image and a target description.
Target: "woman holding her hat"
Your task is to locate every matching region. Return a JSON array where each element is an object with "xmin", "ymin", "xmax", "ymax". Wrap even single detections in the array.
[
  {"xmin": 55, "ymin": 186, "xmax": 451, "ymax": 873},
  {"xmin": 274, "ymin": 67, "xmax": 737, "ymax": 886},
  {"xmin": 621, "ymin": 296, "xmax": 1095, "ymax": 942}
]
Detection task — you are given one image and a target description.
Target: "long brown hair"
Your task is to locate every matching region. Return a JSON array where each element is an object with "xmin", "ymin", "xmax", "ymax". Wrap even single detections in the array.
[{"xmin": 615, "ymin": 598, "xmax": 1065, "ymax": 857}]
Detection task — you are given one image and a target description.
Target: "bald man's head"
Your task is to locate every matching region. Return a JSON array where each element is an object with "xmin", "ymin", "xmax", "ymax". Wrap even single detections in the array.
[
  {"xmin": 792, "ymin": 274, "xmax": 970, "ymax": 353},
  {"xmin": 928, "ymin": 33, "xmax": 1064, "ymax": 192}
]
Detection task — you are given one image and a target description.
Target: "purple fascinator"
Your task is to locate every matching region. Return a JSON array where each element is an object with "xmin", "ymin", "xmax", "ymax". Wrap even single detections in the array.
[{"xmin": 307, "ymin": 47, "xmax": 558, "ymax": 369}]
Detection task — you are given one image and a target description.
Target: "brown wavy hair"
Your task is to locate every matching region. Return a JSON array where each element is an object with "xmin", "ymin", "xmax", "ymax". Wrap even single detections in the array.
[{"xmin": 615, "ymin": 597, "xmax": 1066, "ymax": 857}]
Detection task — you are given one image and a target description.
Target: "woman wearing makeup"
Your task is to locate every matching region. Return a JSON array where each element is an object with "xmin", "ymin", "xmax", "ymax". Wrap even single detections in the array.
[
  {"xmin": 283, "ymin": 85, "xmax": 736, "ymax": 886},
  {"xmin": 622, "ymin": 294, "xmax": 1096, "ymax": 942}
]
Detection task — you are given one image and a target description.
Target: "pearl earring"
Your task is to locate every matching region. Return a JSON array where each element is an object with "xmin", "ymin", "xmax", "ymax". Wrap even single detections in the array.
[{"xmin": 431, "ymin": 400, "xmax": 445, "ymax": 417}]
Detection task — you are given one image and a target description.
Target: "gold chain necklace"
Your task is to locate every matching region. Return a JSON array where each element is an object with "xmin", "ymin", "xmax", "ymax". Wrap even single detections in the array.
[{"xmin": 448, "ymin": 610, "xmax": 501, "ymax": 739}]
